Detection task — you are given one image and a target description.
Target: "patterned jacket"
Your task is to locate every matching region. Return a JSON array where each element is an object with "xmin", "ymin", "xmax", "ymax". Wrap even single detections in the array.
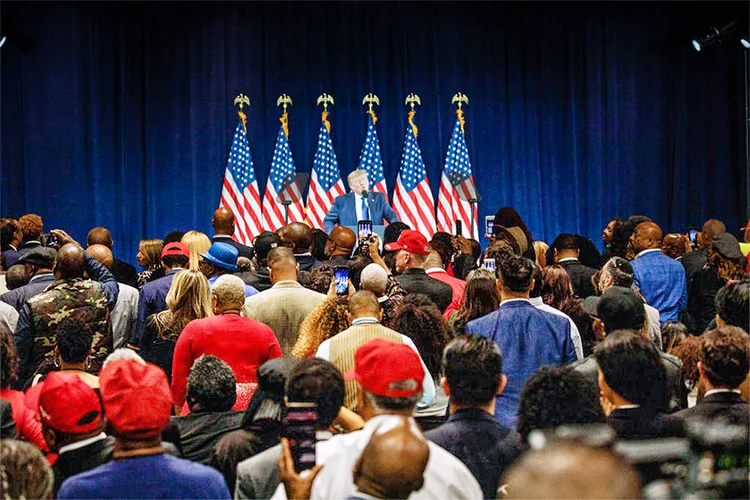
[{"xmin": 13, "ymin": 253, "xmax": 118, "ymax": 389}]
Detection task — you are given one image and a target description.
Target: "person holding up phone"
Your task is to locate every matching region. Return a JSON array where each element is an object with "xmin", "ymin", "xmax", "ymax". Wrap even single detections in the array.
[{"xmin": 323, "ymin": 170, "xmax": 400, "ymax": 234}]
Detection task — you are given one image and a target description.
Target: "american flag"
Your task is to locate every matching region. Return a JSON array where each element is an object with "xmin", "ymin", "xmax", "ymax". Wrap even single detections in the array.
[
  {"xmin": 219, "ymin": 116, "xmax": 262, "ymax": 245},
  {"xmin": 306, "ymin": 114, "xmax": 345, "ymax": 230},
  {"xmin": 393, "ymin": 116, "xmax": 436, "ymax": 238},
  {"xmin": 356, "ymin": 111, "xmax": 388, "ymax": 200},
  {"xmin": 437, "ymin": 112, "xmax": 478, "ymax": 238},
  {"xmin": 262, "ymin": 116, "xmax": 305, "ymax": 231}
]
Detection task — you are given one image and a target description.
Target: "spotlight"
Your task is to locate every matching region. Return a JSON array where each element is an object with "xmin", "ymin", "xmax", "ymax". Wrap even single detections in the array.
[
  {"xmin": 692, "ymin": 20, "xmax": 739, "ymax": 52},
  {"xmin": 742, "ymin": 38, "xmax": 750, "ymax": 49}
]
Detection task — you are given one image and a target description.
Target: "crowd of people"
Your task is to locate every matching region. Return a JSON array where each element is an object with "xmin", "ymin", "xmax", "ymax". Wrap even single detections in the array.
[{"xmin": 0, "ymin": 208, "xmax": 748, "ymax": 499}]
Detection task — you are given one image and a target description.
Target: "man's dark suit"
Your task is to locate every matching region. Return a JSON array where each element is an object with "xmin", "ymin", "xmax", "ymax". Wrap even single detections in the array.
[
  {"xmin": 559, "ymin": 259, "xmax": 597, "ymax": 298},
  {"xmin": 323, "ymin": 191, "xmax": 400, "ymax": 233},
  {"xmin": 295, "ymin": 254, "xmax": 322, "ymax": 272},
  {"xmin": 110, "ymin": 258, "xmax": 138, "ymax": 288},
  {"xmin": 2, "ymin": 247, "xmax": 20, "ymax": 269},
  {"xmin": 607, "ymin": 407, "xmax": 684, "ymax": 440},
  {"xmin": 211, "ymin": 235, "xmax": 253, "ymax": 259},
  {"xmin": 675, "ymin": 391, "xmax": 748, "ymax": 426},
  {"xmin": 0, "ymin": 273, "xmax": 55, "ymax": 311},
  {"xmin": 395, "ymin": 268, "xmax": 452, "ymax": 313},
  {"xmin": 53, "ymin": 436, "xmax": 115, "ymax": 494},
  {"xmin": 571, "ymin": 351, "xmax": 688, "ymax": 413}
]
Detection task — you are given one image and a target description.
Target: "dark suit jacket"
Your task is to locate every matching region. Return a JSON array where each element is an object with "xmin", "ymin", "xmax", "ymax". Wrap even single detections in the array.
[
  {"xmin": 295, "ymin": 254, "xmax": 322, "ymax": 272},
  {"xmin": 2, "ymin": 247, "xmax": 20, "ymax": 269},
  {"xmin": 425, "ymin": 408, "xmax": 511, "ymax": 499},
  {"xmin": 53, "ymin": 436, "xmax": 115, "ymax": 494},
  {"xmin": 17, "ymin": 241, "xmax": 43, "ymax": 257},
  {"xmin": 607, "ymin": 407, "xmax": 684, "ymax": 440},
  {"xmin": 0, "ymin": 399, "xmax": 17, "ymax": 439},
  {"xmin": 571, "ymin": 351, "xmax": 688, "ymax": 413},
  {"xmin": 323, "ymin": 191, "xmax": 400, "ymax": 233},
  {"xmin": 682, "ymin": 248, "xmax": 707, "ymax": 281},
  {"xmin": 211, "ymin": 235, "xmax": 254, "ymax": 259},
  {"xmin": 559, "ymin": 259, "xmax": 597, "ymax": 298},
  {"xmin": 395, "ymin": 268, "xmax": 453, "ymax": 313},
  {"xmin": 110, "ymin": 258, "xmax": 138, "ymax": 288},
  {"xmin": 675, "ymin": 391, "xmax": 749, "ymax": 426},
  {"xmin": 0, "ymin": 273, "xmax": 55, "ymax": 311},
  {"xmin": 237, "ymin": 268, "xmax": 273, "ymax": 292}
]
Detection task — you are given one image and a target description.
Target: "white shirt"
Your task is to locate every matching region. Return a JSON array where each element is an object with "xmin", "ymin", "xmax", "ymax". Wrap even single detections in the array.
[
  {"xmin": 354, "ymin": 193, "xmax": 369, "ymax": 222},
  {"xmin": 269, "ymin": 415, "xmax": 482, "ymax": 500},
  {"xmin": 557, "ymin": 257, "xmax": 580, "ymax": 263},
  {"xmin": 634, "ymin": 248, "xmax": 662, "ymax": 259},
  {"xmin": 58, "ymin": 433, "xmax": 107, "ymax": 455},
  {"xmin": 528, "ymin": 297, "xmax": 584, "ymax": 360},
  {"xmin": 0, "ymin": 301, "xmax": 19, "ymax": 332},
  {"xmin": 315, "ymin": 317, "xmax": 436, "ymax": 409},
  {"xmin": 705, "ymin": 389, "xmax": 742, "ymax": 397}
]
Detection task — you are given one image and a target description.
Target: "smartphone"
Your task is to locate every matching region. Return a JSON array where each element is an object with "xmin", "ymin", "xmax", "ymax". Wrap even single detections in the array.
[
  {"xmin": 43, "ymin": 233, "xmax": 58, "ymax": 247},
  {"xmin": 358, "ymin": 220, "xmax": 372, "ymax": 245},
  {"xmin": 483, "ymin": 258, "xmax": 496, "ymax": 273},
  {"xmin": 688, "ymin": 228, "xmax": 698, "ymax": 245},
  {"xmin": 334, "ymin": 266, "xmax": 349, "ymax": 296},
  {"xmin": 485, "ymin": 216, "xmax": 495, "ymax": 239},
  {"xmin": 455, "ymin": 220, "xmax": 463, "ymax": 237},
  {"xmin": 281, "ymin": 402, "xmax": 318, "ymax": 472}
]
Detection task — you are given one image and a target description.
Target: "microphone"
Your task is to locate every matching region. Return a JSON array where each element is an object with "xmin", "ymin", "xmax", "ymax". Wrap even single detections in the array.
[{"xmin": 362, "ymin": 189, "xmax": 369, "ymax": 198}]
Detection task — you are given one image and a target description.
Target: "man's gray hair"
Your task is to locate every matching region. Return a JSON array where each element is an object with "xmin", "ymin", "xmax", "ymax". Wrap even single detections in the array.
[
  {"xmin": 360, "ymin": 263, "xmax": 388, "ymax": 297},
  {"xmin": 212, "ymin": 274, "xmax": 246, "ymax": 306},
  {"xmin": 103, "ymin": 348, "xmax": 146, "ymax": 368},
  {"xmin": 347, "ymin": 169, "xmax": 368, "ymax": 187},
  {"xmin": 363, "ymin": 389, "xmax": 422, "ymax": 412}
]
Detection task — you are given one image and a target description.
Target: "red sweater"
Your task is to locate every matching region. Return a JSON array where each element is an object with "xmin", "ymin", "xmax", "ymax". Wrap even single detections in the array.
[{"xmin": 171, "ymin": 314, "xmax": 282, "ymax": 407}]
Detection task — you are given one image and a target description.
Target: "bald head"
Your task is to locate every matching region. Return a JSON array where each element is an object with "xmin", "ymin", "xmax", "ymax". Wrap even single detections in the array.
[
  {"xmin": 282, "ymin": 222, "xmax": 313, "ymax": 254},
  {"xmin": 629, "ymin": 221, "xmax": 662, "ymax": 254},
  {"xmin": 348, "ymin": 290, "xmax": 381, "ymax": 319},
  {"xmin": 266, "ymin": 247, "xmax": 298, "ymax": 283},
  {"xmin": 662, "ymin": 234, "xmax": 687, "ymax": 260},
  {"xmin": 354, "ymin": 417, "xmax": 430, "ymax": 500},
  {"xmin": 86, "ymin": 227, "xmax": 113, "ymax": 248},
  {"xmin": 86, "ymin": 244, "xmax": 114, "ymax": 268},
  {"xmin": 328, "ymin": 226, "xmax": 356, "ymax": 257},
  {"xmin": 212, "ymin": 207, "xmax": 236, "ymax": 235},
  {"xmin": 55, "ymin": 243, "xmax": 86, "ymax": 279}
]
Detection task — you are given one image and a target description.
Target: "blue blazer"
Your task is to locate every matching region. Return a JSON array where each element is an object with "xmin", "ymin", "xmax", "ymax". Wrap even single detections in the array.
[{"xmin": 323, "ymin": 192, "xmax": 400, "ymax": 233}]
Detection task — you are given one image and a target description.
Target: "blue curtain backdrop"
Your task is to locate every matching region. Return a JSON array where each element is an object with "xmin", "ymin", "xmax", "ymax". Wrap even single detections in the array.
[{"xmin": 1, "ymin": 1, "xmax": 747, "ymax": 264}]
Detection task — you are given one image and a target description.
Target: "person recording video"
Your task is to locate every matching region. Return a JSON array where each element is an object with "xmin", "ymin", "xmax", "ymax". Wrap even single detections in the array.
[{"xmin": 323, "ymin": 170, "xmax": 400, "ymax": 233}]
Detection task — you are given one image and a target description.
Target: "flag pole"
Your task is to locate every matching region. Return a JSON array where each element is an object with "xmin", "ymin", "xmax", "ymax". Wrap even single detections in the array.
[
  {"xmin": 277, "ymin": 94, "xmax": 294, "ymax": 225},
  {"xmin": 451, "ymin": 92, "xmax": 473, "ymax": 238},
  {"xmin": 317, "ymin": 93, "xmax": 335, "ymax": 132},
  {"xmin": 233, "ymin": 94, "xmax": 250, "ymax": 133},
  {"xmin": 405, "ymin": 93, "xmax": 421, "ymax": 138}
]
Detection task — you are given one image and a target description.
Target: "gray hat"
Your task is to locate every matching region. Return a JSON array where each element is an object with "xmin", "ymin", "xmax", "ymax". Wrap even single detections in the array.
[
  {"xmin": 712, "ymin": 233, "xmax": 742, "ymax": 260},
  {"xmin": 17, "ymin": 247, "xmax": 57, "ymax": 268}
]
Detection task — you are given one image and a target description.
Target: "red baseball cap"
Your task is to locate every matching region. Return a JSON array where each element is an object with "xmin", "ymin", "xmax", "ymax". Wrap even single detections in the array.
[
  {"xmin": 36, "ymin": 372, "xmax": 102, "ymax": 434},
  {"xmin": 100, "ymin": 360, "xmax": 172, "ymax": 438},
  {"xmin": 383, "ymin": 230, "xmax": 430, "ymax": 255},
  {"xmin": 345, "ymin": 339, "xmax": 424, "ymax": 398},
  {"xmin": 161, "ymin": 242, "xmax": 190, "ymax": 258}
]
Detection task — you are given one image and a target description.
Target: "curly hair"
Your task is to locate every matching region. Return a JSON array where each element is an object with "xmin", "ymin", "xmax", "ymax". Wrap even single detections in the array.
[
  {"xmin": 668, "ymin": 334, "xmax": 703, "ymax": 388},
  {"xmin": 304, "ymin": 265, "xmax": 333, "ymax": 295},
  {"xmin": 18, "ymin": 214, "xmax": 43, "ymax": 242},
  {"xmin": 390, "ymin": 294, "xmax": 454, "ymax": 379},
  {"xmin": 292, "ymin": 297, "xmax": 350, "ymax": 359},
  {"xmin": 451, "ymin": 269, "xmax": 500, "ymax": 335},
  {"xmin": 517, "ymin": 366, "xmax": 605, "ymax": 441},
  {"xmin": 700, "ymin": 326, "xmax": 749, "ymax": 389},
  {"xmin": 0, "ymin": 328, "xmax": 17, "ymax": 389},
  {"xmin": 707, "ymin": 248, "xmax": 744, "ymax": 282},
  {"xmin": 1, "ymin": 439, "xmax": 54, "ymax": 500}
]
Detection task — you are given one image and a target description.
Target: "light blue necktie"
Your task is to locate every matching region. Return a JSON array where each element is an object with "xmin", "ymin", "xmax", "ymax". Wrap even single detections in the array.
[{"xmin": 361, "ymin": 196, "xmax": 369, "ymax": 219}]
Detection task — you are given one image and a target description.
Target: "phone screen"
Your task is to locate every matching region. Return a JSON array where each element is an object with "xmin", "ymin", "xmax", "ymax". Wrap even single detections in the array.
[
  {"xmin": 282, "ymin": 402, "xmax": 318, "ymax": 472},
  {"xmin": 334, "ymin": 266, "xmax": 349, "ymax": 296},
  {"xmin": 455, "ymin": 220, "xmax": 463, "ymax": 237},
  {"xmin": 358, "ymin": 220, "xmax": 372, "ymax": 245},
  {"xmin": 688, "ymin": 229, "xmax": 698, "ymax": 244},
  {"xmin": 483, "ymin": 258, "xmax": 496, "ymax": 273}
]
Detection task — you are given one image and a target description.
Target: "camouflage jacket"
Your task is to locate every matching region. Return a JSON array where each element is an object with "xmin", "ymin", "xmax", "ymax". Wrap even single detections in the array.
[{"xmin": 12, "ymin": 253, "xmax": 119, "ymax": 389}]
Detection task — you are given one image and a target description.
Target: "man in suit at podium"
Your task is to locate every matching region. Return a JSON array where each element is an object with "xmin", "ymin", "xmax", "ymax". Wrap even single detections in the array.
[{"xmin": 324, "ymin": 170, "xmax": 400, "ymax": 233}]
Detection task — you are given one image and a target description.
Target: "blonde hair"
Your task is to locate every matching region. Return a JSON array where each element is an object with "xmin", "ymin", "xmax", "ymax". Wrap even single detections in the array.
[
  {"xmin": 181, "ymin": 230, "xmax": 212, "ymax": 271},
  {"xmin": 154, "ymin": 270, "xmax": 213, "ymax": 341},
  {"xmin": 292, "ymin": 297, "xmax": 350, "ymax": 358},
  {"xmin": 533, "ymin": 240, "xmax": 549, "ymax": 269},
  {"xmin": 138, "ymin": 239, "xmax": 164, "ymax": 267}
]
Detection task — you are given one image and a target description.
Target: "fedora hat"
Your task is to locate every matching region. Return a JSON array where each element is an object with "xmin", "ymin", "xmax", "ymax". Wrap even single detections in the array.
[{"xmin": 200, "ymin": 242, "xmax": 239, "ymax": 271}]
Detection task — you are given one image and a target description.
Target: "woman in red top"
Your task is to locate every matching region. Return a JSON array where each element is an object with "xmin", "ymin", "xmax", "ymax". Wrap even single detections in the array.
[
  {"xmin": 0, "ymin": 328, "xmax": 47, "ymax": 451},
  {"xmin": 171, "ymin": 275, "xmax": 282, "ymax": 412}
]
